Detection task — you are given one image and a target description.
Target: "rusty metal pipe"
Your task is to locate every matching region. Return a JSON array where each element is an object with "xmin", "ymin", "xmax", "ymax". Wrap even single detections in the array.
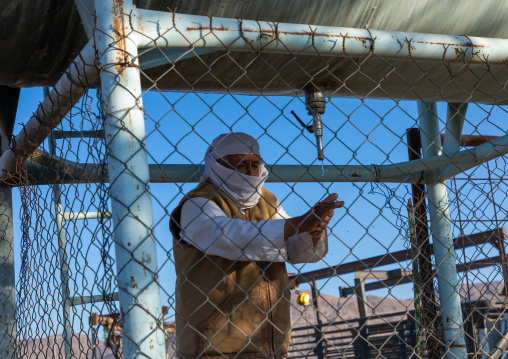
[
  {"xmin": 21, "ymin": 130, "xmax": 508, "ymax": 187},
  {"xmin": 95, "ymin": 0, "xmax": 166, "ymax": 358},
  {"xmin": 0, "ymin": 39, "xmax": 96, "ymax": 182},
  {"xmin": 439, "ymin": 133, "xmax": 500, "ymax": 147},
  {"xmin": 136, "ymin": 9, "xmax": 508, "ymax": 65}
]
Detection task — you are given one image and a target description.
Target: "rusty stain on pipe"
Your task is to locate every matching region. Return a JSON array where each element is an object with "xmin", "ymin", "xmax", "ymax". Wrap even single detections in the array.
[
  {"xmin": 439, "ymin": 133, "xmax": 500, "ymax": 147},
  {"xmin": 112, "ymin": 0, "xmax": 130, "ymax": 76},
  {"xmin": 185, "ymin": 25, "xmax": 375, "ymax": 43},
  {"xmin": 183, "ymin": 26, "xmax": 488, "ymax": 49}
]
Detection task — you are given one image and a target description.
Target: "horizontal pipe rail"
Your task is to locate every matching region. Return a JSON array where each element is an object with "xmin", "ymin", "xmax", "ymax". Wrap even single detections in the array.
[
  {"xmin": 340, "ymin": 255, "xmax": 503, "ymax": 297},
  {"xmin": 24, "ymin": 162, "xmax": 416, "ymax": 185},
  {"xmin": 52, "ymin": 130, "xmax": 105, "ymax": 140},
  {"xmin": 354, "ymin": 269, "xmax": 412, "ymax": 280},
  {"xmin": 290, "ymin": 310, "xmax": 412, "ymax": 333},
  {"xmin": 20, "ymin": 131, "xmax": 508, "ymax": 186},
  {"xmin": 70, "ymin": 292, "xmax": 119, "ymax": 306},
  {"xmin": 62, "ymin": 211, "xmax": 112, "ymax": 221},
  {"xmin": 136, "ymin": 8, "xmax": 508, "ymax": 64}
]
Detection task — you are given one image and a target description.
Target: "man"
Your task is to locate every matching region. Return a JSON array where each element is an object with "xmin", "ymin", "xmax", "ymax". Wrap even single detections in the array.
[{"xmin": 170, "ymin": 133, "xmax": 344, "ymax": 359}]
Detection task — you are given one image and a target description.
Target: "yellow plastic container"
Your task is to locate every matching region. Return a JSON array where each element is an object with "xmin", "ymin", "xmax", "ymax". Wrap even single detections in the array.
[{"xmin": 296, "ymin": 292, "xmax": 310, "ymax": 306}]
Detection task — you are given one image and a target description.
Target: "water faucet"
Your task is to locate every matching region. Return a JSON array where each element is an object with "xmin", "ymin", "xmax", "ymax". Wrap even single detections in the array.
[{"xmin": 305, "ymin": 87, "xmax": 326, "ymax": 161}]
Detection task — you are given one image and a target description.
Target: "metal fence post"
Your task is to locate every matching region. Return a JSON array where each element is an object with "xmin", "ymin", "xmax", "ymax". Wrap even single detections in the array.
[
  {"xmin": 95, "ymin": 1, "xmax": 166, "ymax": 358},
  {"xmin": 417, "ymin": 101, "xmax": 467, "ymax": 359},
  {"xmin": 354, "ymin": 278, "xmax": 371, "ymax": 359},
  {"xmin": 406, "ymin": 128, "xmax": 442, "ymax": 359},
  {"xmin": 354, "ymin": 278, "xmax": 369, "ymax": 319},
  {"xmin": 45, "ymin": 87, "xmax": 73, "ymax": 359},
  {"xmin": 0, "ymin": 184, "xmax": 16, "ymax": 359},
  {"xmin": 310, "ymin": 280, "xmax": 325, "ymax": 359}
]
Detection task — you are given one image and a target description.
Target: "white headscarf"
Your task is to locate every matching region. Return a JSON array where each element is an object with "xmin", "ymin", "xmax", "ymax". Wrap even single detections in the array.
[{"xmin": 201, "ymin": 133, "xmax": 269, "ymax": 209}]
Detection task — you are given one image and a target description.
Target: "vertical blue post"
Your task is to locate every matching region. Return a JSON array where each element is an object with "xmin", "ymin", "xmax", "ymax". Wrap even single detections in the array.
[
  {"xmin": 49, "ymin": 137, "xmax": 73, "ymax": 359},
  {"xmin": 0, "ymin": 185, "xmax": 16, "ymax": 359},
  {"xmin": 45, "ymin": 87, "xmax": 73, "ymax": 359},
  {"xmin": 417, "ymin": 101, "xmax": 467, "ymax": 359},
  {"xmin": 95, "ymin": 1, "xmax": 166, "ymax": 358}
]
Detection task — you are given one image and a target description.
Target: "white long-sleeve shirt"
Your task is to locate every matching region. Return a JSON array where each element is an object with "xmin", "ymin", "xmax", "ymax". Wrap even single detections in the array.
[{"xmin": 179, "ymin": 197, "xmax": 328, "ymax": 264}]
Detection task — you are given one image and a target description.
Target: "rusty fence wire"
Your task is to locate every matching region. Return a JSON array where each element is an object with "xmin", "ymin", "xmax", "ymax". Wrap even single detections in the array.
[{"xmin": 7, "ymin": 11, "xmax": 508, "ymax": 359}]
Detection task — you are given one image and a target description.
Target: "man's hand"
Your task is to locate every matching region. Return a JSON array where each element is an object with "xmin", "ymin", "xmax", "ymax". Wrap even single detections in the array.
[{"xmin": 284, "ymin": 193, "xmax": 344, "ymax": 242}]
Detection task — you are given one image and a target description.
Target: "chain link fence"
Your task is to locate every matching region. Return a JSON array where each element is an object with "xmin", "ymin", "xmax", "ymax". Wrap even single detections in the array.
[{"xmin": 3, "ymin": 5, "xmax": 508, "ymax": 359}]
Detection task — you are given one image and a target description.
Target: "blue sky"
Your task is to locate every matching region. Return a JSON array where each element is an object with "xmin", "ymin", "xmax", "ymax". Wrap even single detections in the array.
[{"xmin": 11, "ymin": 86, "xmax": 508, "ymax": 336}]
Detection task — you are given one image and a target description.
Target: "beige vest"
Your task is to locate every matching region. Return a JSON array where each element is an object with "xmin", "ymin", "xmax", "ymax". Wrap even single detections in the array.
[{"xmin": 170, "ymin": 182, "xmax": 291, "ymax": 359}]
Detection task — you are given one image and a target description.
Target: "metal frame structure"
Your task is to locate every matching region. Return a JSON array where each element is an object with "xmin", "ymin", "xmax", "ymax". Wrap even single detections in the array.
[
  {"xmin": 289, "ymin": 228, "xmax": 507, "ymax": 359},
  {"xmin": 45, "ymin": 84, "xmax": 117, "ymax": 359},
  {"xmin": 2, "ymin": 1, "xmax": 508, "ymax": 358}
]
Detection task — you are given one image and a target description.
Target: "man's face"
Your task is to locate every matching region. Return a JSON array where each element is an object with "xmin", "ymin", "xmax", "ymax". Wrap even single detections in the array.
[{"xmin": 221, "ymin": 154, "xmax": 261, "ymax": 177}]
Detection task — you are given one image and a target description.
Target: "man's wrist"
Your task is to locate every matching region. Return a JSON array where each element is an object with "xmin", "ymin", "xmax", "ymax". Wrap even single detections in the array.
[
  {"xmin": 310, "ymin": 230, "xmax": 324, "ymax": 247},
  {"xmin": 284, "ymin": 217, "xmax": 301, "ymax": 240}
]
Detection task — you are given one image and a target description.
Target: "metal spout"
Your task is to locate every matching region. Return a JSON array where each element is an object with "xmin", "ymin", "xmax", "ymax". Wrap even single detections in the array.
[
  {"xmin": 305, "ymin": 88, "xmax": 326, "ymax": 161},
  {"xmin": 313, "ymin": 114, "xmax": 324, "ymax": 161}
]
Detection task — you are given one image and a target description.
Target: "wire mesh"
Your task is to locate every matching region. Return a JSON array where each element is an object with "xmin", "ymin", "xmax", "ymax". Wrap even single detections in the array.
[{"xmin": 5, "ymin": 10, "xmax": 508, "ymax": 359}]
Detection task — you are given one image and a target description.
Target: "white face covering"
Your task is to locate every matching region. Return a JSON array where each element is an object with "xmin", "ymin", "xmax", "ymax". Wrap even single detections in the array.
[{"xmin": 201, "ymin": 133, "xmax": 269, "ymax": 209}]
